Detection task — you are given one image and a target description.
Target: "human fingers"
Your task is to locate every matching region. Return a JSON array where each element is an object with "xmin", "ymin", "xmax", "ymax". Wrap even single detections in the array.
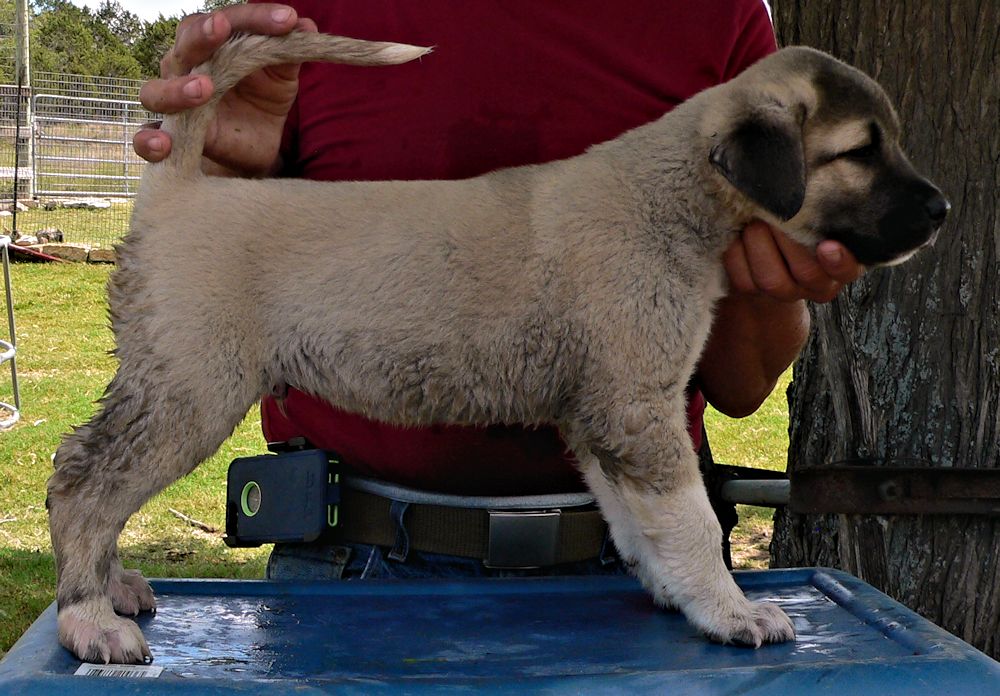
[
  {"xmin": 739, "ymin": 222, "xmax": 806, "ymax": 302},
  {"xmin": 161, "ymin": 4, "xmax": 300, "ymax": 78},
  {"xmin": 814, "ymin": 240, "xmax": 865, "ymax": 285},
  {"xmin": 143, "ymin": 11, "xmax": 316, "ymax": 115},
  {"xmin": 724, "ymin": 223, "xmax": 863, "ymax": 304},
  {"xmin": 139, "ymin": 74, "xmax": 212, "ymax": 115},
  {"xmin": 132, "ymin": 126, "xmax": 170, "ymax": 163},
  {"xmin": 733, "ymin": 222, "xmax": 851, "ymax": 303},
  {"xmin": 722, "ymin": 235, "xmax": 758, "ymax": 296},
  {"xmin": 768, "ymin": 226, "xmax": 844, "ymax": 303}
]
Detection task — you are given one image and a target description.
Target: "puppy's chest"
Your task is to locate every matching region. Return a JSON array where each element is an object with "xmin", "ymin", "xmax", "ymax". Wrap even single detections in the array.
[
  {"xmin": 644, "ymin": 252, "xmax": 727, "ymax": 319},
  {"xmin": 639, "ymin": 259, "xmax": 726, "ymax": 353}
]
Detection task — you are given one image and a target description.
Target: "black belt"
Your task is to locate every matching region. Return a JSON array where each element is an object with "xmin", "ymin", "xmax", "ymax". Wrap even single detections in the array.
[{"xmin": 325, "ymin": 483, "xmax": 609, "ymax": 569}]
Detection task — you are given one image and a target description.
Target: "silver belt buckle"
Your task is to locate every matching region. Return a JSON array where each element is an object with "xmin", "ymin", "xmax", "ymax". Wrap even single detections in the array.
[{"xmin": 484, "ymin": 510, "xmax": 561, "ymax": 569}]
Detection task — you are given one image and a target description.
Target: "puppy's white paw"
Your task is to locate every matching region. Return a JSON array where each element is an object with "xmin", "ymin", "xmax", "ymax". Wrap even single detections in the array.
[
  {"xmin": 110, "ymin": 567, "xmax": 156, "ymax": 616},
  {"xmin": 704, "ymin": 599, "xmax": 795, "ymax": 648},
  {"xmin": 58, "ymin": 599, "xmax": 152, "ymax": 664}
]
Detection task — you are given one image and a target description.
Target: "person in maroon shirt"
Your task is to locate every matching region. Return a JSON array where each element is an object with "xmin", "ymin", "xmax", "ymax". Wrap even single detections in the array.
[{"xmin": 136, "ymin": 1, "xmax": 863, "ymax": 575}]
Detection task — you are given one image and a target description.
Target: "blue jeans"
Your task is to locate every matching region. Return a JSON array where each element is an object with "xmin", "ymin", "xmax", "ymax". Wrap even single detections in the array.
[{"xmin": 266, "ymin": 541, "xmax": 627, "ymax": 580}]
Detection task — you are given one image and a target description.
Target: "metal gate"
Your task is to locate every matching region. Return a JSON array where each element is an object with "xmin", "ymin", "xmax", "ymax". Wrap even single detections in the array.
[{"xmin": 32, "ymin": 93, "xmax": 150, "ymax": 198}]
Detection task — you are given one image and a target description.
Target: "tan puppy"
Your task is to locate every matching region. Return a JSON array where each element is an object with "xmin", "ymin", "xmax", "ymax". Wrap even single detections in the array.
[{"xmin": 47, "ymin": 32, "xmax": 948, "ymax": 663}]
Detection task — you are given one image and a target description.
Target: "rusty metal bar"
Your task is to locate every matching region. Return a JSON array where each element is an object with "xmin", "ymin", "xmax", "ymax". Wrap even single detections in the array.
[{"xmin": 790, "ymin": 466, "xmax": 1000, "ymax": 516}]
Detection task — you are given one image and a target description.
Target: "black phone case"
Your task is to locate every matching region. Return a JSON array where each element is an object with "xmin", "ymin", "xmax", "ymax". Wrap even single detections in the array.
[{"xmin": 224, "ymin": 449, "xmax": 335, "ymax": 547}]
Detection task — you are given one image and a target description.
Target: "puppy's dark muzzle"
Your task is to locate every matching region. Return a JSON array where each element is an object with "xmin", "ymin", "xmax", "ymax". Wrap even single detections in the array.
[
  {"xmin": 900, "ymin": 178, "xmax": 949, "ymax": 233},
  {"xmin": 925, "ymin": 192, "xmax": 950, "ymax": 229},
  {"xmin": 824, "ymin": 178, "xmax": 949, "ymax": 267},
  {"xmin": 915, "ymin": 191, "xmax": 949, "ymax": 253},
  {"xmin": 870, "ymin": 178, "xmax": 949, "ymax": 262}
]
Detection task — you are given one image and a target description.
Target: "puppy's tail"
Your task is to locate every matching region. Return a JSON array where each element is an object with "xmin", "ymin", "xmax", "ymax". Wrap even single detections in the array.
[{"xmin": 158, "ymin": 32, "xmax": 432, "ymax": 178}]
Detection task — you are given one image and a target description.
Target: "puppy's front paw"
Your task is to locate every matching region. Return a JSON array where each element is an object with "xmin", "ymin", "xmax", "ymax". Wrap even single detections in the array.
[
  {"xmin": 707, "ymin": 599, "xmax": 795, "ymax": 648},
  {"xmin": 110, "ymin": 567, "xmax": 156, "ymax": 616},
  {"xmin": 58, "ymin": 599, "xmax": 152, "ymax": 664}
]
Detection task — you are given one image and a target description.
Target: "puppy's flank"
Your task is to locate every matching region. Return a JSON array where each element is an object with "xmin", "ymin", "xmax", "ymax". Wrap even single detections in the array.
[{"xmin": 48, "ymin": 32, "xmax": 948, "ymax": 663}]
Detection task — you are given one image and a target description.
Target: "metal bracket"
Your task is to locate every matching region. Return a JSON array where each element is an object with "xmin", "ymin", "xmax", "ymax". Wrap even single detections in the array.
[
  {"xmin": 708, "ymin": 464, "xmax": 789, "ymax": 507},
  {"xmin": 485, "ymin": 510, "xmax": 561, "ymax": 569},
  {"xmin": 791, "ymin": 465, "xmax": 1000, "ymax": 516}
]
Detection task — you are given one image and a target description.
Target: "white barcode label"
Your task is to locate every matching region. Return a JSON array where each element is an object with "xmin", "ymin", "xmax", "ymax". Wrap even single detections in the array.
[{"xmin": 74, "ymin": 662, "xmax": 163, "ymax": 678}]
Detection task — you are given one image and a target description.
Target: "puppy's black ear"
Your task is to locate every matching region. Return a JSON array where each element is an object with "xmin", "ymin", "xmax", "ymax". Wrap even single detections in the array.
[{"xmin": 709, "ymin": 112, "xmax": 806, "ymax": 221}]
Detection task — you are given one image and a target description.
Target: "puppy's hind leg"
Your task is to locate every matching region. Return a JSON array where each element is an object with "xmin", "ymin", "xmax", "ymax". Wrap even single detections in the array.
[
  {"xmin": 47, "ymin": 359, "xmax": 257, "ymax": 664},
  {"xmin": 108, "ymin": 549, "xmax": 157, "ymax": 618},
  {"xmin": 569, "ymin": 399, "xmax": 795, "ymax": 647}
]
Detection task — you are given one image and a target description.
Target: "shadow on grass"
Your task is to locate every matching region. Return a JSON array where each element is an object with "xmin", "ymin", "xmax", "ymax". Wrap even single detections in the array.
[{"xmin": 0, "ymin": 537, "xmax": 269, "ymax": 655}]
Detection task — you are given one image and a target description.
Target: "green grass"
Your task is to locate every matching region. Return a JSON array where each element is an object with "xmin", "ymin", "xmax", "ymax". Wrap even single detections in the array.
[
  {"xmin": 0, "ymin": 263, "xmax": 793, "ymax": 655},
  {"xmin": 705, "ymin": 382, "xmax": 791, "ymax": 473},
  {"xmin": 705, "ymin": 373, "xmax": 791, "ymax": 570}
]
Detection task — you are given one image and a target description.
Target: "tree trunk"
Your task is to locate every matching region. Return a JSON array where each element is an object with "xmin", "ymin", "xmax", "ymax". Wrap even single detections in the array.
[{"xmin": 769, "ymin": 1, "xmax": 1000, "ymax": 657}]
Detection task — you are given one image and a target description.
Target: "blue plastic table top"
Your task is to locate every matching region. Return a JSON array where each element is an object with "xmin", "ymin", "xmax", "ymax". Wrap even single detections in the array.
[{"xmin": 2, "ymin": 568, "xmax": 999, "ymax": 694}]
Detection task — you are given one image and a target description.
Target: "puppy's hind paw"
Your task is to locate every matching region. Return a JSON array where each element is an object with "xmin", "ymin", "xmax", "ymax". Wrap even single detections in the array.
[
  {"xmin": 58, "ymin": 600, "xmax": 153, "ymax": 664},
  {"xmin": 110, "ymin": 567, "xmax": 156, "ymax": 616}
]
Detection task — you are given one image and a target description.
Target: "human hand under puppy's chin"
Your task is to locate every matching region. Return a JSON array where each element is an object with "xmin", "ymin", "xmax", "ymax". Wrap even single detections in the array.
[{"xmin": 723, "ymin": 221, "xmax": 864, "ymax": 304}]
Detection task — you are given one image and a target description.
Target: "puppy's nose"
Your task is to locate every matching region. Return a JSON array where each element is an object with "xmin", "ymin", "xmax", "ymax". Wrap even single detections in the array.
[{"xmin": 926, "ymin": 194, "xmax": 950, "ymax": 227}]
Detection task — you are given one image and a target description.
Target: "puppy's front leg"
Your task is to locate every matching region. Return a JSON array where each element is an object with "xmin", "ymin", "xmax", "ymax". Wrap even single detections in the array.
[{"xmin": 570, "ymin": 403, "xmax": 794, "ymax": 647}]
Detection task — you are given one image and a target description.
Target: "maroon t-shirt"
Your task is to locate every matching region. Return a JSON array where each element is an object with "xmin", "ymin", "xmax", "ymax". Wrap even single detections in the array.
[{"xmin": 256, "ymin": 0, "xmax": 777, "ymax": 494}]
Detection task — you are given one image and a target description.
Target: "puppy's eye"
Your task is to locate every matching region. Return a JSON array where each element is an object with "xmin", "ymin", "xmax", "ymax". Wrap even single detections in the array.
[
  {"xmin": 839, "ymin": 142, "xmax": 878, "ymax": 161},
  {"xmin": 838, "ymin": 123, "xmax": 882, "ymax": 162}
]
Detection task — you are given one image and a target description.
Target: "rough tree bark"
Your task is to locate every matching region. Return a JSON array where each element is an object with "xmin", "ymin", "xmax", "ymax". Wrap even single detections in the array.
[{"xmin": 769, "ymin": 2, "xmax": 1000, "ymax": 657}]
